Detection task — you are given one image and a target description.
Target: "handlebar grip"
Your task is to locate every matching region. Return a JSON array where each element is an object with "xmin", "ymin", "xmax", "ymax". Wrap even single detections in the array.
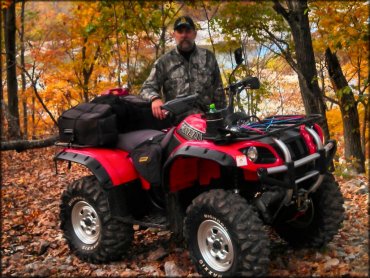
[{"xmin": 226, "ymin": 76, "xmax": 260, "ymax": 90}]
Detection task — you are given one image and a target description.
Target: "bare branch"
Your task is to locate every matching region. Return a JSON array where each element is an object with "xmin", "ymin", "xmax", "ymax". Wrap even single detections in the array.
[
  {"xmin": 167, "ymin": 2, "xmax": 185, "ymax": 25},
  {"xmin": 323, "ymin": 95, "xmax": 339, "ymax": 105},
  {"xmin": 1, "ymin": 135, "xmax": 58, "ymax": 151},
  {"xmin": 201, "ymin": 0, "xmax": 216, "ymax": 54},
  {"xmin": 258, "ymin": 28, "xmax": 298, "ymax": 72},
  {"xmin": 18, "ymin": 65, "xmax": 58, "ymax": 126},
  {"xmin": 359, "ymin": 83, "xmax": 370, "ymax": 95},
  {"xmin": 129, "ymin": 0, "xmax": 159, "ymax": 48}
]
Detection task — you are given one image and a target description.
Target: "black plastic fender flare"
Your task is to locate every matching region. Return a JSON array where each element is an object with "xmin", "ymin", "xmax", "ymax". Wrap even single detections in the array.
[
  {"xmin": 162, "ymin": 145, "xmax": 236, "ymax": 190},
  {"xmin": 54, "ymin": 151, "xmax": 113, "ymax": 189}
]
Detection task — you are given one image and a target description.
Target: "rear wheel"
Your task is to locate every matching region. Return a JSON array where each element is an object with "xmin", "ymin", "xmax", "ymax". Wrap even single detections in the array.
[
  {"xmin": 184, "ymin": 189, "xmax": 270, "ymax": 277},
  {"xmin": 274, "ymin": 174, "xmax": 344, "ymax": 248},
  {"xmin": 60, "ymin": 176, "xmax": 133, "ymax": 263}
]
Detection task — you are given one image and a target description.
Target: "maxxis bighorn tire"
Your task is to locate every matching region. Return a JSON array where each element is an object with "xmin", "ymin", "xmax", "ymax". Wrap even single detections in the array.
[
  {"xmin": 60, "ymin": 176, "xmax": 133, "ymax": 263},
  {"xmin": 184, "ymin": 189, "xmax": 270, "ymax": 277},
  {"xmin": 274, "ymin": 174, "xmax": 344, "ymax": 248}
]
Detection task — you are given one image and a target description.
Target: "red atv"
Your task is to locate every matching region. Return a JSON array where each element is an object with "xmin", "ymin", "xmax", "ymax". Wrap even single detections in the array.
[{"xmin": 55, "ymin": 52, "xmax": 344, "ymax": 277}]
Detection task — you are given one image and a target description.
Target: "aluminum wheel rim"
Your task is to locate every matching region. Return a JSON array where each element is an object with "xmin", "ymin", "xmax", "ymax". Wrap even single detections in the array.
[
  {"xmin": 71, "ymin": 201, "xmax": 101, "ymax": 245},
  {"xmin": 197, "ymin": 219, "xmax": 234, "ymax": 272}
]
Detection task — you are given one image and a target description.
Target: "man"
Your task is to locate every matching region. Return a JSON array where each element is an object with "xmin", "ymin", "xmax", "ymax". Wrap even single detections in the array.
[{"xmin": 140, "ymin": 16, "xmax": 226, "ymax": 120}]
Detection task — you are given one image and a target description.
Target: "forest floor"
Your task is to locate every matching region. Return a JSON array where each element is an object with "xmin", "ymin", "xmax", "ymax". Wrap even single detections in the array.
[{"xmin": 1, "ymin": 147, "xmax": 368, "ymax": 277}]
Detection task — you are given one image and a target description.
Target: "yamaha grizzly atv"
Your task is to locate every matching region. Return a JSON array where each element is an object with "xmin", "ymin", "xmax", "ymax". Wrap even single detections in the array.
[{"xmin": 54, "ymin": 49, "xmax": 344, "ymax": 277}]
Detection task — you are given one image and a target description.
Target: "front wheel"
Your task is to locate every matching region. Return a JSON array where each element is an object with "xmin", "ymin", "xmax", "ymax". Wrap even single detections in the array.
[
  {"xmin": 184, "ymin": 190, "xmax": 270, "ymax": 277},
  {"xmin": 274, "ymin": 174, "xmax": 344, "ymax": 248},
  {"xmin": 60, "ymin": 176, "xmax": 133, "ymax": 263}
]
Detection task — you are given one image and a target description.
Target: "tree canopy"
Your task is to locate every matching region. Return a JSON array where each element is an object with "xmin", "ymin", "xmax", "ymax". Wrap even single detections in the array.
[{"xmin": 1, "ymin": 0, "xmax": 368, "ymax": 172}]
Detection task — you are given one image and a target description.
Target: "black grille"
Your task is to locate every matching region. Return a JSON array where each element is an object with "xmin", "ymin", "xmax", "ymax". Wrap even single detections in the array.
[
  {"xmin": 255, "ymin": 147, "xmax": 276, "ymax": 164},
  {"xmin": 285, "ymin": 137, "xmax": 309, "ymax": 160},
  {"xmin": 296, "ymin": 162, "xmax": 315, "ymax": 178},
  {"xmin": 273, "ymin": 136, "xmax": 309, "ymax": 161}
]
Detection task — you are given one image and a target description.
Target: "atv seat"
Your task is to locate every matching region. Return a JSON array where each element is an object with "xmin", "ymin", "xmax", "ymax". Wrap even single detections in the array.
[{"xmin": 116, "ymin": 129, "xmax": 164, "ymax": 152}]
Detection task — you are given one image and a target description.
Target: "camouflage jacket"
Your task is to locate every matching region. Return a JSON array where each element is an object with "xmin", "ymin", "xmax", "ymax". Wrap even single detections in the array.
[{"xmin": 140, "ymin": 46, "xmax": 226, "ymax": 109}]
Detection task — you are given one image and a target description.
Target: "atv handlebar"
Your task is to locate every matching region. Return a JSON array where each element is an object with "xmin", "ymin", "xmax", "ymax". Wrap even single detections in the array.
[
  {"xmin": 160, "ymin": 94, "xmax": 200, "ymax": 115},
  {"xmin": 224, "ymin": 76, "xmax": 260, "ymax": 91},
  {"xmin": 159, "ymin": 76, "xmax": 260, "ymax": 117}
]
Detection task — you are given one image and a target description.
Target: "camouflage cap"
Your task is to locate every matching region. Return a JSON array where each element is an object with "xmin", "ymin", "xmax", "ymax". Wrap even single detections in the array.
[{"xmin": 174, "ymin": 16, "xmax": 196, "ymax": 31}]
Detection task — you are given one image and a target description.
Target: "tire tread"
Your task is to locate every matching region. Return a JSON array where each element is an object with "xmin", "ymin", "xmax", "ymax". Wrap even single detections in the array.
[
  {"xmin": 60, "ymin": 176, "xmax": 133, "ymax": 263},
  {"xmin": 184, "ymin": 189, "xmax": 270, "ymax": 277}
]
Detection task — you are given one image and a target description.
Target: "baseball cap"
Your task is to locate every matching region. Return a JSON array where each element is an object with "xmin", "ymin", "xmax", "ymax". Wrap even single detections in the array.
[{"xmin": 174, "ymin": 16, "xmax": 196, "ymax": 31}]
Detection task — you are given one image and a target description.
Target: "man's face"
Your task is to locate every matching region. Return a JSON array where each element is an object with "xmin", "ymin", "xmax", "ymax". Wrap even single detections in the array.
[{"xmin": 173, "ymin": 27, "xmax": 197, "ymax": 52}]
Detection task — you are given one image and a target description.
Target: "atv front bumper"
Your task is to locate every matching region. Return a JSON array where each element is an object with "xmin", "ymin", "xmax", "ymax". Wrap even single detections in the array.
[{"xmin": 257, "ymin": 126, "xmax": 336, "ymax": 203}]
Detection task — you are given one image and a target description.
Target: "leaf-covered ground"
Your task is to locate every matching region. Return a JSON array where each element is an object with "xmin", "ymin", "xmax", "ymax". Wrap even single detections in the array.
[{"xmin": 1, "ymin": 148, "xmax": 368, "ymax": 277}]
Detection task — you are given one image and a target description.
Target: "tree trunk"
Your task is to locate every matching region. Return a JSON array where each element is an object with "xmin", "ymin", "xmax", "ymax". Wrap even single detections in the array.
[
  {"xmin": 20, "ymin": 0, "xmax": 28, "ymax": 139},
  {"xmin": 81, "ymin": 42, "xmax": 89, "ymax": 102},
  {"xmin": 159, "ymin": 2, "xmax": 166, "ymax": 55},
  {"xmin": 0, "ymin": 6, "xmax": 4, "ymax": 140},
  {"xmin": 82, "ymin": 75, "xmax": 89, "ymax": 102},
  {"xmin": 160, "ymin": 25, "xmax": 167, "ymax": 55},
  {"xmin": 31, "ymin": 95, "xmax": 36, "ymax": 139},
  {"xmin": 113, "ymin": 3, "xmax": 122, "ymax": 87},
  {"xmin": 122, "ymin": 1, "xmax": 131, "ymax": 88},
  {"xmin": 361, "ymin": 102, "xmax": 369, "ymax": 156},
  {"xmin": 81, "ymin": 37, "xmax": 100, "ymax": 102},
  {"xmin": 325, "ymin": 48, "xmax": 365, "ymax": 173},
  {"xmin": 3, "ymin": 1, "xmax": 21, "ymax": 139},
  {"xmin": 273, "ymin": 0, "xmax": 330, "ymax": 141}
]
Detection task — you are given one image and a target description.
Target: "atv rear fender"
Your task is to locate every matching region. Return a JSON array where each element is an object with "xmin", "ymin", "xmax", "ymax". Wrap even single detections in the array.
[{"xmin": 54, "ymin": 148, "xmax": 139, "ymax": 189}]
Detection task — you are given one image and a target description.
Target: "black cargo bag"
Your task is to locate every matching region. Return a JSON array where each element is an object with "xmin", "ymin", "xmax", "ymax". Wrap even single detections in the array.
[
  {"xmin": 58, "ymin": 103, "xmax": 118, "ymax": 146},
  {"xmin": 130, "ymin": 134, "xmax": 165, "ymax": 186},
  {"xmin": 91, "ymin": 94, "xmax": 172, "ymax": 133}
]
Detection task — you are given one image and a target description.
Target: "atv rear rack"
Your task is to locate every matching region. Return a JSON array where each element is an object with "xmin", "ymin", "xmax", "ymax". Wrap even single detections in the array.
[{"xmin": 55, "ymin": 142, "xmax": 96, "ymax": 148}]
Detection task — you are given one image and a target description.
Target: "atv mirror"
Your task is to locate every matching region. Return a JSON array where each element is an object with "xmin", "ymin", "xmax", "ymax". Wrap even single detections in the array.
[
  {"xmin": 244, "ymin": 76, "xmax": 260, "ymax": 89},
  {"xmin": 234, "ymin": 48, "xmax": 244, "ymax": 65}
]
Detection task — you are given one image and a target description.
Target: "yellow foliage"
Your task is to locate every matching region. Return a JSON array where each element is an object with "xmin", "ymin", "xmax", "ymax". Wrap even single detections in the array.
[
  {"xmin": 1, "ymin": 0, "xmax": 12, "ymax": 9},
  {"xmin": 5, "ymin": 1, "xmax": 368, "ymax": 142},
  {"xmin": 326, "ymin": 108, "xmax": 343, "ymax": 138}
]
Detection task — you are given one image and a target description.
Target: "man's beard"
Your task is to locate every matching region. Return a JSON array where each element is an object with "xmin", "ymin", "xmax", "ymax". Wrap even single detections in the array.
[{"xmin": 177, "ymin": 40, "xmax": 195, "ymax": 52}]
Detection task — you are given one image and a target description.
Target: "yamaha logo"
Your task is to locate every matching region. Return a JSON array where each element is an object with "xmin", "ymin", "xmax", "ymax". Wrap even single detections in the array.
[{"xmin": 178, "ymin": 121, "xmax": 204, "ymax": 141}]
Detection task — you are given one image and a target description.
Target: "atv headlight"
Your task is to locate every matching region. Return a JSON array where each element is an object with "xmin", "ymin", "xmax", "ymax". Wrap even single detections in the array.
[{"xmin": 246, "ymin": 146, "xmax": 258, "ymax": 162}]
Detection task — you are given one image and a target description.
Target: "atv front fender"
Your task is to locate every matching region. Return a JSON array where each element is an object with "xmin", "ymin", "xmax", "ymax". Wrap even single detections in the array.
[
  {"xmin": 54, "ymin": 148, "xmax": 139, "ymax": 189},
  {"xmin": 163, "ymin": 145, "xmax": 236, "ymax": 192}
]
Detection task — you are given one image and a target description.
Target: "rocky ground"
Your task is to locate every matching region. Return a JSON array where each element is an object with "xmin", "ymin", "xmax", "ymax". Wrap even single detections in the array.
[{"xmin": 1, "ymin": 147, "xmax": 368, "ymax": 277}]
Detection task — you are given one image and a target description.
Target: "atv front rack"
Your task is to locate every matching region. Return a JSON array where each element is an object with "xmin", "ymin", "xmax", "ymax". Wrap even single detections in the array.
[{"xmin": 206, "ymin": 114, "xmax": 323, "ymax": 143}]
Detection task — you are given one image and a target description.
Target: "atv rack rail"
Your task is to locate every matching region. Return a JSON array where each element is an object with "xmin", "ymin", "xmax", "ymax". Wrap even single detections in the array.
[
  {"xmin": 55, "ymin": 142, "xmax": 97, "ymax": 148},
  {"xmin": 207, "ymin": 114, "xmax": 323, "ymax": 143}
]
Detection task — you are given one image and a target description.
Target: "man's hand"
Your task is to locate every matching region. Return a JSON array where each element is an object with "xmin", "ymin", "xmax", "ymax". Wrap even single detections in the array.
[{"xmin": 151, "ymin": 98, "xmax": 167, "ymax": 120}]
